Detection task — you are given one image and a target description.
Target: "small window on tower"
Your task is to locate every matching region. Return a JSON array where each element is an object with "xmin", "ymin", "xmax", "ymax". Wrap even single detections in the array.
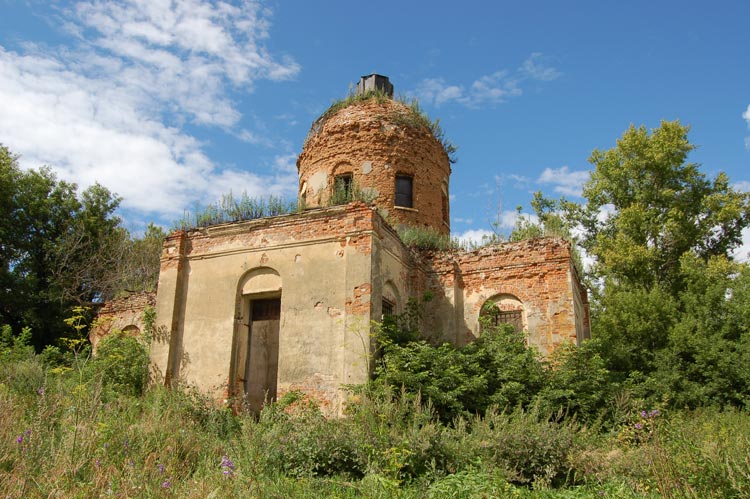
[
  {"xmin": 333, "ymin": 174, "xmax": 353, "ymax": 204},
  {"xmin": 442, "ymin": 192, "xmax": 449, "ymax": 224},
  {"xmin": 395, "ymin": 175, "xmax": 413, "ymax": 208}
]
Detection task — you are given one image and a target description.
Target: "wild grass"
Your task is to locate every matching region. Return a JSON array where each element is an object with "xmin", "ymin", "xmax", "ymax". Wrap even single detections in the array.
[
  {"xmin": 173, "ymin": 192, "xmax": 299, "ymax": 231},
  {"xmin": 2, "ymin": 350, "xmax": 749, "ymax": 498}
]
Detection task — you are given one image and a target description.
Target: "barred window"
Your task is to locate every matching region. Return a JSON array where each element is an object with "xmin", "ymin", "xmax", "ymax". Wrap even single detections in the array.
[
  {"xmin": 382, "ymin": 299, "xmax": 395, "ymax": 319},
  {"xmin": 481, "ymin": 306, "xmax": 523, "ymax": 333}
]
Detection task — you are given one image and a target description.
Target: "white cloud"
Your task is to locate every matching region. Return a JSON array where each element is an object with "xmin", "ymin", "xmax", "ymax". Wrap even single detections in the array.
[
  {"xmin": 537, "ymin": 166, "xmax": 590, "ymax": 197},
  {"xmin": 743, "ymin": 105, "xmax": 750, "ymax": 149},
  {"xmin": 731, "ymin": 228, "xmax": 750, "ymax": 263},
  {"xmin": 519, "ymin": 52, "xmax": 562, "ymax": 81},
  {"xmin": 734, "ymin": 180, "xmax": 750, "ymax": 192},
  {"xmin": 0, "ymin": 0, "xmax": 299, "ymax": 219},
  {"xmin": 415, "ymin": 52, "xmax": 559, "ymax": 108},
  {"xmin": 455, "ymin": 229, "xmax": 495, "ymax": 246}
]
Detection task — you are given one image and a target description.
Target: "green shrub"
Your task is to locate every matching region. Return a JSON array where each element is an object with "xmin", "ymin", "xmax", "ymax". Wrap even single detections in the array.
[
  {"xmin": 471, "ymin": 407, "xmax": 580, "ymax": 487},
  {"xmin": 375, "ymin": 320, "xmax": 545, "ymax": 421},
  {"xmin": 536, "ymin": 339, "xmax": 611, "ymax": 421},
  {"xmin": 427, "ymin": 470, "xmax": 519, "ymax": 498},
  {"xmin": 87, "ymin": 331, "xmax": 149, "ymax": 397}
]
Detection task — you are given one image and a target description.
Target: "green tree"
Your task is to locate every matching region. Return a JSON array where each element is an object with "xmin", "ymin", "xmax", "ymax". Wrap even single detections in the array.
[
  {"xmin": 0, "ymin": 145, "xmax": 138, "ymax": 349},
  {"xmin": 576, "ymin": 120, "xmax": 749, "ymax": 292},
  {"xmin": 654, "ymin": 255, "xmax": 750, "ymax": 408}
]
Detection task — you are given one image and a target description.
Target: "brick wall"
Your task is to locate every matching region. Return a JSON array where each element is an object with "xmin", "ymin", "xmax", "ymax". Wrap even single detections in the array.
[
  {"xmin": 298, "ymin": 99, "xmax": 452, "ymax": 234},
  {"xmin": 90, "ymin": 291, "xmax": 155, "ymax": 350}
]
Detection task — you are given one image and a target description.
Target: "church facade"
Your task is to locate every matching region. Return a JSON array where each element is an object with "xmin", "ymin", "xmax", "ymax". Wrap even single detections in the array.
[{"xmin": 94, "ymin": 75, "xmax": 589, "ymax": 415}]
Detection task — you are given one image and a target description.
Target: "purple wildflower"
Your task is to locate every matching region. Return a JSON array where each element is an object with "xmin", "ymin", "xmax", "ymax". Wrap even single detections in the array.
[
  {"xmin": 640, "ymin": 410, "xmax": 647, "ymax": 418},
  {"xmin": 15, "ymin": 435, "xmax": 23, "ymax": 444},
  {"xmin": 37, "ymin": 387, "xmax": 44, "ymax": 396},
  {"xmin": 162, "ymin": 478, "xmax": 171, "ymax": 488},
  {"xmin": 221, "ymin": 455, "xmax": 235, "ymax": 478},
  {"xmin": 24, "ymin": 429, "xmax": 31, "ymax": 436},
  {"xmin": 634, "ymin": 423, "xmax": 643, "ymax": 430},
  {"xmin": 95, "ymin": 459, "xmax": 101, "ymax": 467},
  {"xmin": 649, "ymin": 409, "xmax": 660, "ymax": 418},
  {"xmin": 158, "ymin": 463, "xmax": 165, "ymax": 474}
]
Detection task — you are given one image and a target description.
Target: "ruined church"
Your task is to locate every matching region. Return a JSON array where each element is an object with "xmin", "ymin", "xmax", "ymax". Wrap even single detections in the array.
[{"xmin": 93, "ymin": 75, "xmax": 589, "ymax": 415}]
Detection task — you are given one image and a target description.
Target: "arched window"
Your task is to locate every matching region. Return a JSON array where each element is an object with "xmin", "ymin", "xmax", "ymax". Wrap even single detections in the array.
[
  {"xmin": 480, "ymin": 294, "xmax": 525, "ymax": 333},
  {"xmin": 333, "ymin": 173, "xmax": 353, "ymax": 203},
  {"xmin": 122, "ymin": 325, "xmax": 140, "ymax": 335}
]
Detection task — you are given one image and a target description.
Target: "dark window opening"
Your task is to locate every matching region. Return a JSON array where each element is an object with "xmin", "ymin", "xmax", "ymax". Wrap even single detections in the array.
[
  {"xmin": 395, "ymin": 175, "xmax": 413, "ymax": 208},
  {"xmin": 382, "ymin": 299, "xmax": 395, "ymax": 319},
  {"xmin": 442, "ymin": 193, "xmax": 449, "ymax": 224},
  {"xmin": 332, "ymin": 174, "xmax": 353, "ymax": 204},
  {"xmin": 481, "ymin": 306, "xmax": 523, "ymax": 333}
]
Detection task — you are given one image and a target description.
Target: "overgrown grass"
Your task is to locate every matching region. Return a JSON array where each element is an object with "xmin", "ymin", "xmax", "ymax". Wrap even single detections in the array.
[
  {"xmin": 306, "ymin": 89, "xmax": 458, "ymax": 164},
  {"xmin": 2, "ymin": 329, "xmax": 749, "ymax": 498},
  {"xmin": 173, "ymin": 192, "xmax": 299, "ymax": 231}
]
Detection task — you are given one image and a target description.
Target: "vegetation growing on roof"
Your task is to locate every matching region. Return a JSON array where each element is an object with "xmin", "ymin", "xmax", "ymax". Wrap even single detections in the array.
[
  {"xmin": 305, "ymin": 89, "xmax": 459, "ymax": 164},
  {"xmin": 173, "ymin": 192, "xmax": 299, "ymax": 231}
]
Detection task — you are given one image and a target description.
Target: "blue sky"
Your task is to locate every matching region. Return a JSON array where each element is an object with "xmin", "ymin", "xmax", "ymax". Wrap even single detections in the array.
[{"xmin": 1, "ymin": 0, "xmax": 749, "ymax": 257}]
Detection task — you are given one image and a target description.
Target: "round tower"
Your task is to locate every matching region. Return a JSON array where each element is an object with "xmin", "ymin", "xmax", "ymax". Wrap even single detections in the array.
[{"xmin": 297, "ymin": 74, "xmax": 452, "ymax": 235}]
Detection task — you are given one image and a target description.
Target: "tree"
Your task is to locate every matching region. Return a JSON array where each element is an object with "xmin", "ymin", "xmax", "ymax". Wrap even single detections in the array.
[
  {"xmin": 563, "ymin": 122, "xmax": 750, "ymax": 397},
  {"xmin": 0, "ymin": 145, "xmax": 155, "ymax": 349},
  {"xmin": 575, "ymin": 121, "xmax": 749, "ymax": 293}
]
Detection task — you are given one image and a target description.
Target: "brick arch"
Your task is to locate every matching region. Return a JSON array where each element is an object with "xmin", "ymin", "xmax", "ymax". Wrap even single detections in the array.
[
  {"xmin": 473, "ymin": 284, "xmax": 532, "ymax": 313},
  {"xmin": 480, "ymin": 293, "xmax": 526, "ymax": 334},
  {"xmin": 331, "ymin": 161, "xmax": 354, "ymax": 177}
]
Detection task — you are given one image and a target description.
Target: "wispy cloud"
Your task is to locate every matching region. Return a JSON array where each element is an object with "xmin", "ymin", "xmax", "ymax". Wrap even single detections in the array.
[
  {"xmin": 454, "ymin": 228, "xmax": 495, "ymax": 246},
  {"xmin": 743, "ymin": 104, "xmax": 750, "ymax": 150},
  {"xmin": 537, "ymin": 166, "xmax": 590, "ymax": 197},
  {"xmin": 519, "ymin": 52, "xmax": 562, "ymax": 81},
  {"xmin": 0, "ymin": 0, "xmax": 300, "ymax": 219},
  {"xmin": 414, "ymin": 52, "xmax": 560, "ymax": 108}
]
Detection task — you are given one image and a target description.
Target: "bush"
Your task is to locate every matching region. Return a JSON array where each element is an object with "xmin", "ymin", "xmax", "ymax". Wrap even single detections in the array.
[
  {"xmin": 536, "ymin": 339, "xmax": 611, "ymax": 421},
  {"xmin": 87, "ymin": 331, "xmax": 149, "ymax": 397},
  {"xmin": 375, "ymin": 319, "xmax": 545, "ymax": 421}
]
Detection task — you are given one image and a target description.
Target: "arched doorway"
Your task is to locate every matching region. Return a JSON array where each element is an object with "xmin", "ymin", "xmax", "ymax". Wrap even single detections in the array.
[{"xmin": 231, "ymin": 268, "xmax": 282, "ymax": 413}]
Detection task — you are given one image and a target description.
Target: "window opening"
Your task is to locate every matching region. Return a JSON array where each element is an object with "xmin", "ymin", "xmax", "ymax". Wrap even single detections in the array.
[
  {"xmin": 395, "ymin": 175, "xmax": 413, "ymax": 208},
  {"xmin": 481, "ymin": 306, "xmax": 523, "ymax": 333},
  {"xmin": 333, "ymin": 174, "xmax": 353, "ymax": 203},
  {"xmin": 442, "ymin": 192, "xmax": 449, "ymax": 224},
  {"xmin": 382, "ymin": 298, "xmax": 395, "ymax": 319}
]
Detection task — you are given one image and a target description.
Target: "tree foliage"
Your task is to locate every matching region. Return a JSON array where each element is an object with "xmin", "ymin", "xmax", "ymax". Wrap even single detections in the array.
[
  {"xmin": 553, "ymin": 121, "xmax": 750, "ymax": 408},
  {"xmin": 0, "ymin": 145, "xmax": 164, "ymax": 349},
  {"xmin": 576, "ymin": 120, "xmax": 749, "ymax": 291}
]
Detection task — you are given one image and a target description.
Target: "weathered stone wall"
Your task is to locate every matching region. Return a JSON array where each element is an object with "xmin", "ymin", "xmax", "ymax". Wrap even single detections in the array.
[
  {"xmin": 90, "ymin": 291, "xmax": 155, "ymax": 351},
  {"xmin": 150, "ymin": 203, "xmax": 378, "ymax": 416},
  {"xmin": 417, "ymin": 238, "xmax": 589, "ymax": 356},
  {"xmin": 298, "ymin": 99, "xmax": 452, "ymax": 234}
]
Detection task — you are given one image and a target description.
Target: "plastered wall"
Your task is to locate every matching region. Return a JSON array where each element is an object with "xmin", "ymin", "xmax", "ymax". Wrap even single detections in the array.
[{"xmin": 151, "ymin": 203, "xmax": 378, "ymax": 416}]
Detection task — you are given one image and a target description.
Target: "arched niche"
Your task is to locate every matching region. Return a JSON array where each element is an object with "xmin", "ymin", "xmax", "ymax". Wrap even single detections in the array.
[
  {"xmin": 122, "ymin": 324, "xmax": 140, "ymax": 335},
  {"xmin": 231, "ymin": 267, "xmax": 282, "ymax": 411}
]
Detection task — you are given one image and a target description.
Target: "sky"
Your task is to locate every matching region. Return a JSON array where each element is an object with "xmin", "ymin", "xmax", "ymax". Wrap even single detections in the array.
[{"xmin": 1, "ymin": 0, "xmax": 749, "ymax": 258}]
